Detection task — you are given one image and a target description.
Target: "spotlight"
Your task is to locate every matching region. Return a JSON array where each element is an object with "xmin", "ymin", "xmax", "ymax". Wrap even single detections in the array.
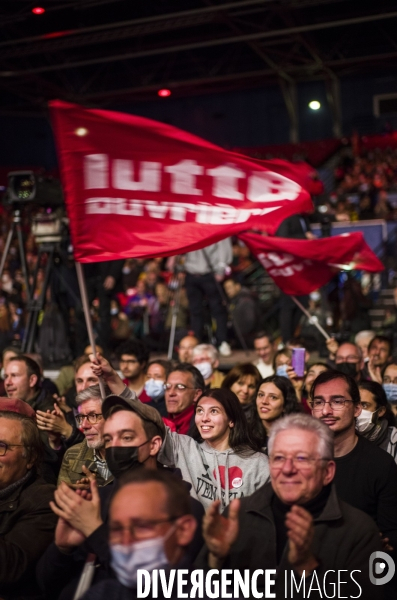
[
  {"xmin": 309, "ymin": 100, "xmax": 321, "ymax": 110},
  {"xmin": 158, "ymin": 89, "xmax": 171, "ymax": 98},
  {"xmin": 32, "ymin": 7, "xmax": 46, "ymax": 15}
]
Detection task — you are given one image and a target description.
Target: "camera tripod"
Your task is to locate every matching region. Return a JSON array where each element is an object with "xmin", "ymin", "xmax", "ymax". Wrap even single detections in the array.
[{"xmin": 0, "ymin": 208, "xmax": 31, "ymax": 299}]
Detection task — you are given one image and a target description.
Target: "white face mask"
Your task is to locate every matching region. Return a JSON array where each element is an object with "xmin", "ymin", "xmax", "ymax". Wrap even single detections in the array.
[
  {"xmin": 356, "ymin": 408, "xmax": 379, "ymax": 434},
  {"xmin": 144, "ymin": 378, "xmax": 164, "ymax": 400},
  {"xmin": 110, "ymin": 526, "xmax": 175, "ymax": 588},
  {"xmin": 195, "ymin": 361, "xmax": 213, "ymax": 380}
]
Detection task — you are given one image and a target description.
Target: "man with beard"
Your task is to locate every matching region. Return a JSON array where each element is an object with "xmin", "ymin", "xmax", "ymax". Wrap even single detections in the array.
[
  {"xmin": 37, "ymin": 393, "xmax": 204, "ymax": 600},
  {"xmin": 57, "ymin": 384, "xmax": 113, "ymax": 487},
  {"xmin": 310, "ymin": 369, "xmax": 397, "ymax": 559}
]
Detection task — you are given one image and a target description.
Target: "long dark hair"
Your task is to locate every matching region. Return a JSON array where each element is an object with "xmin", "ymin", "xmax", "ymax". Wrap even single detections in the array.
[
  {"xmin": 196, "ymin": 388, "xmax": 262, "ymax": 455},
  {"xmin": 359, "ymin": 380, "xmax": 396, "ymax": 427},
  {"xmin": 251, "ymin": 375, "xmax": 302, "ymax": 445}
]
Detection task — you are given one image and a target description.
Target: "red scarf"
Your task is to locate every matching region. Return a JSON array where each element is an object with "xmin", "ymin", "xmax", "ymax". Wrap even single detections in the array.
[{"xmin": 168, "ymin": 404, "xmax": 195, "ymax": 435}]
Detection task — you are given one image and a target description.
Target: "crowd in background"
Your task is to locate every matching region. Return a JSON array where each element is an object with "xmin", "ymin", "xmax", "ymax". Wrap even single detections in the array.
[{"xmin": 1, "ymin": 145, "xmax": 397, "ymax": 597}]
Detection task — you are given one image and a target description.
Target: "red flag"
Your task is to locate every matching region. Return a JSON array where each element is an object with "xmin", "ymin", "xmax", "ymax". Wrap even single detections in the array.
[
  {"xmin": 239, "ymin": 232, "xmax": 384, "ymax": 295},
  {"xmin": 50, "ymin": 101, "xmax": 313, "ymax": 262}
]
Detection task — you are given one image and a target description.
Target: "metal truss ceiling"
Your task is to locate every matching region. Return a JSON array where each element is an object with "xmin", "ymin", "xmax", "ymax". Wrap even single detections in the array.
[{"xmin": 0, "ymin": 0, "xmax": 397, "ymax": 114}]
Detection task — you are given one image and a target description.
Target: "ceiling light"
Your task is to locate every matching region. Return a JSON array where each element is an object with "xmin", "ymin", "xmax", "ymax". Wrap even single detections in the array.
[
  {"xmin": 32, "ymin": 7, "xmax": 46, "ymax": 15},
  {"xmin": 309, "ymin": 100, "xmax": 321, "ymax": 110}
]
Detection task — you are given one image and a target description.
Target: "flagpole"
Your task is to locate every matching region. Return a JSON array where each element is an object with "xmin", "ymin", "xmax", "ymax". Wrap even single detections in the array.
[
  {"xmin": 291, "ymin": 295, "xmax": 331, "ymax": 341},
  {"xmin": 75, "ymin": 261, "xmax": 107, "ymax": 399}
]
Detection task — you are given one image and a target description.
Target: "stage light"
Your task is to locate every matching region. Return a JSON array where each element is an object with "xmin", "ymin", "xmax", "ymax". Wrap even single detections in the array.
[
  {"xmin": 75, "ymin": 127, "xmax": 88, "ymax": 137},
  {"xmin": 158, "ymin": 89, "xmax": 171, "ymax": 98},
  {"xmin": 32, "ymin": 7, "xmax": 45, "ymax": 15},
  {"xmin": 309, "ymin": 100, "xmax": 321, "ymax": 110}
]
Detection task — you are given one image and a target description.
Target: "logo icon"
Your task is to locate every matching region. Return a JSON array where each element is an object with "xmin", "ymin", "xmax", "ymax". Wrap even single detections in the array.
[{"xmin": 369, "ymin": 551, "xmax": 395, "ymax": 585}]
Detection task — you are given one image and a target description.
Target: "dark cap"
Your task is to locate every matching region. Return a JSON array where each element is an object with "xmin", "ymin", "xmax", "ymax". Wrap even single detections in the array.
[
  {"xmin": 102, "ymin": 394, "xmax": 166, "ymax": 440},
  {"xmin": 0, "ymin": 398, "xmax": 36, "ymax": 419}
]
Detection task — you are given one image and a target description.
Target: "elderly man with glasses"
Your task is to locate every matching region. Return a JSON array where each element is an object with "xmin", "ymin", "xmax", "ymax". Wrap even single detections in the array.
[
  {"xmin": 57, "ymin": 383, "xmax": 115, "ymax": 487},
  {"xmin": 199, "ymin": 413, "xmax": 384, "ymax": 599},
  {"xmin": 309, "ymin": 369, "xmax": 397, "ymax": 560},
  {"xmin": 0, "ymin": 400, "xmax": 56, "ymax": 599}
]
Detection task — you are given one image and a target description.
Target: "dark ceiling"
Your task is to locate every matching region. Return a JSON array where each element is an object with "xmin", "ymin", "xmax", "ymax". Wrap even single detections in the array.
[{"xmin": 1, "ymin": 0, "xmax": 397, "ymax": 116}]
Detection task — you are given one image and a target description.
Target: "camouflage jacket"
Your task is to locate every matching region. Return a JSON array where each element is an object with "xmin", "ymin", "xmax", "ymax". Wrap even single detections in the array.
[{"xmin": 57, "ymin": 439, "xmax": 113, "ymax": 487}]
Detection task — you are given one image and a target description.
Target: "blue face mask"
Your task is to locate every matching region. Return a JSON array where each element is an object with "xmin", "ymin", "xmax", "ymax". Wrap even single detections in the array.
[
  {"xmin": 276, "ymin": 365, "xmax": 289, "ymax": 378},
  {"xmin": 111, "ymin": 536, "xmax": 169, "ymax": 588},
  {"xmin": 144, "ymin": 378, "xmax": 164, "ymax": 401},
  {"xmin": 383, "ymin": 383, "xmax": 397, "ymax": 403}
]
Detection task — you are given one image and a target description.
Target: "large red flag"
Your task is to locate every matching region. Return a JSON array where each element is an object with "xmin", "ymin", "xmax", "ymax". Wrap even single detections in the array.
[
  {"xmin": 50, "ymin": 101, "xmax": 313, "ymax": 262},
  {"xmin": 239, "ymin": 232, "xmax": 384, "ymax": 295}
]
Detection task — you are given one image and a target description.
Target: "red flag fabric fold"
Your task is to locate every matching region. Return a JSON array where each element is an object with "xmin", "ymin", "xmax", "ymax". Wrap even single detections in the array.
[
  {"xmin": 50, "ymin": 100, "xmax": 313, "ymax": 262},
  {"xmin": 239, "ymin": 232, "xmax": 384, "ymax": 295}
]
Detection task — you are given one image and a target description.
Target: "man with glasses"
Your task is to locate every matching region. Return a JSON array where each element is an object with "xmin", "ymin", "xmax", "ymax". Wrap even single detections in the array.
[
  {"xmin": 58, "ymin": 383, "xmax": 114, "ymax": 487},
  {"xmin": 334, "ymin": 342, "xmax": 364, "ymax": 382},
  {"xmin": 310, "ymin": 369, "xmax": 397, "ymax": 555},
  {"xmin": 200, "ymin": 413, "xmax": 382, "ymax": 598},
  {"xmin": 0, "ymin": 402, "xmax": 56, "ymax": 598},
  {"xmin": 37, "ymin": 396, "xmax": 205, "ymax": 600},
  {"xmin": 164, "ymin": 364, "xmax": 205, "ymax": 434},
  {"xmin": 116, "ymin": 339, "xmax": 150, "ymax": 402}
]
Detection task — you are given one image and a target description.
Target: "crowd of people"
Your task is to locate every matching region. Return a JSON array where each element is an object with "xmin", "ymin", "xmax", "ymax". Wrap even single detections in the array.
[
  {"xmin": 1, "ymin": 145, "xmax": 397, "ymax": 598},
  {"xmin": 0, "ymin": 325, "xmax": 396, "ymax": 597},
  {"xmin": 321, "ymin": 147, "xmax": 397, "ymax": 222}
]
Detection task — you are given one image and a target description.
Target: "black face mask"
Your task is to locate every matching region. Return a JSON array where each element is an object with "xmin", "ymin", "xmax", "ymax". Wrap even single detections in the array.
[
  {"xmin": 335, "ymin": 362, "xmax": 358, "ymax": 378},
  {"xmin": 105, "ymin": 441, "xmax": 149, "ymax": 480}
]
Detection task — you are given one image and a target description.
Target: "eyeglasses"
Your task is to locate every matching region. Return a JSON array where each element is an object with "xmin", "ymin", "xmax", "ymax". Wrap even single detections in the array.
[
  {"xmin": 109, "ymin": 517, "xmax": 177, "ymax": 542},
  {"xmin": 164, "ymin": 383, "xmax": 195, "ymax": 391},
  {"xmin": 309, "ymin": 398, "xmax": 354, "ymax": 411},
  {"xmin": 119, "ymin": 359, "xmax": 139, "ymax": 365},
  {"xmin": 269, "ymin": 454, "xmax": 330, "ymax": 470},
  {"xmin": 75, "ymin": 413, "xmax": 103, "ymax": 425},
  {"xmin": 0, "ymin": 441, "xmax": 26, "ymax": 456}
]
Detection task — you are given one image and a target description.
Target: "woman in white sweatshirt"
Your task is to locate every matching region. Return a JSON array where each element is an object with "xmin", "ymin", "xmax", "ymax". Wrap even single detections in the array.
[{"xmin": 158, "ymin": 388, "xmax": 270, "ymax": 510}]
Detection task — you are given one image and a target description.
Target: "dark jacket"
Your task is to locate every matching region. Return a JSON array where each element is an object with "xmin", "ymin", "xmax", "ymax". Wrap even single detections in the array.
[
  {"xmin": 0, "ymin": 471, "xmax": 56, "ymax": 600},
  {"xmin": 37, "ymin": 469, "xmax": 205, "ymax": 600},
  {"xmin": 196, "ymin": 482, "xmax": 383, "ymax": 599}
]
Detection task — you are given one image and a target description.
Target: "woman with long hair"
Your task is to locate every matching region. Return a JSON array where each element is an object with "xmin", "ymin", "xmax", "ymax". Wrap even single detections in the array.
[
  {"xmin": 252, "ymin": 375, "xmax": 302, "ymax": 451},
  {"xmin": 358, "ymin": 380, "xmax": 397, "ymax": 462},
  {"xmin": 159, "ymin": 387, "xmax": 269, "ymax": 510}
]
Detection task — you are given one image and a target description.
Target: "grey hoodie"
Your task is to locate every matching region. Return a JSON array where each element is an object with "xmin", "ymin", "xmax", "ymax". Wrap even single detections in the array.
[{"xmin": 158, "ymin": 430, "xmax": 270, "ymax": 511}]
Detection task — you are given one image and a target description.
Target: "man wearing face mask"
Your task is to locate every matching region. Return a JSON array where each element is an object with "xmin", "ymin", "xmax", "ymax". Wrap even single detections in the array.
[
  {"xmin": 383, "ymin": 362, "xmax": 397, "ymax": 418},
  {"xmin": 310, "ymin": 369, "xmax": 397, "ymax": 556},
  {"xmin": 191, "ymin": 344, "xmax": 224, "ymax": 390},
  {"xmin": 80, "ymin": 470, "xmax": 202, "ymax": 600},
  {"xmin": 334, "ymin": 342, "xmax": 364, "ymax": 382},
  {"xmin": 143, "ymin": 359, "xmax": 172, "ymax": 417},
  {"xmin": 37, "ymin": 391, "xmax": 205, "ymax": 600},
  {"xmin": 358, "ymin": 380, "xmax": 397, "ymax": 462}
]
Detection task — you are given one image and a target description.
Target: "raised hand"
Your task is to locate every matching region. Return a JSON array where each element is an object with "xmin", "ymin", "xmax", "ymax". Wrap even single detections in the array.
[
  {"xmin": 203, "ymin": 499, "xmax": 240, "ymax": 567},
  {"xmin": 88, "ymin": 353, "xmax": 125, "ymax": 395}
]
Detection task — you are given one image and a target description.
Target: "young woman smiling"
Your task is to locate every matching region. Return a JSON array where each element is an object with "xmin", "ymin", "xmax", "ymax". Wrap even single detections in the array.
[
  {"xmin": 252, "ymin": 375, "xmax": 302, "ymax": 451},
  {"xmin": 158, "ymin": 388, "xmax": 269, "ymax": 510}
]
